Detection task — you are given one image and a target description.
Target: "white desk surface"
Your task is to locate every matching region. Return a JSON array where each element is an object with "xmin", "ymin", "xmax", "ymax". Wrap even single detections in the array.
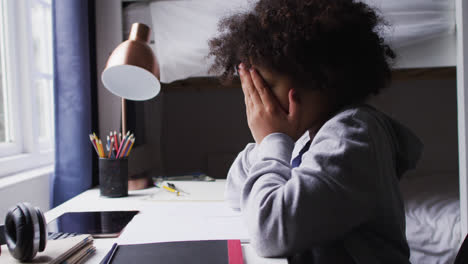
[{"xmin": 44, "ymin": 180, "xmax": 287, "ymax": 264}]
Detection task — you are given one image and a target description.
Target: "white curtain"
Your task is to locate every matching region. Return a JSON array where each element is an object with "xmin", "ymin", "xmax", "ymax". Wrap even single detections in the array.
[{"xmin": 125, "ymin": 0, "xmax": 456, "ymax": 83}]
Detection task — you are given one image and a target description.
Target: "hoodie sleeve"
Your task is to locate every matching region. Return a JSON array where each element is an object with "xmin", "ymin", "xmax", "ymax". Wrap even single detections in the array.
[
  {"xmin": 225, "ymin": 143, "xmax": 259, "ymax": 209},
  {"xmin": 241, "ymin": 110, "xmax": 379, "ymax": 257}
]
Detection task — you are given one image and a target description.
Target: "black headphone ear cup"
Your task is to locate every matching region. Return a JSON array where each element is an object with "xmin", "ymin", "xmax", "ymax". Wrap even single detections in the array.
[
  {"xmin": 4, "ymin": 203, "xmax": 40, "ymax": 262},
  {"xmin": 5, "ymin": 206, "xmax": 25, "ymax": 259},
  {"xmin": 34, "ymin": 206, "xmax": 47, "ymax": 252},
  {"xmin": 19, "ymin": 203, "xmax": 40, "ymax": 261},
  {"xmin": 5, "ymin": 203, "xmax": 32, "ymax": 261}
]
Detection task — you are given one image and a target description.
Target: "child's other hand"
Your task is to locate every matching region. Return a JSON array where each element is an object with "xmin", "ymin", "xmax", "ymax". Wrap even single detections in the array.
[{"xmin": 239, "ymin": 64, "xmax": 301, "ymax": 143}]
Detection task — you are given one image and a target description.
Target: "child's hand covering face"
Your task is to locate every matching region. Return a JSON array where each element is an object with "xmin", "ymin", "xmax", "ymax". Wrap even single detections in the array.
[{"xmin": 238, "ymin": 63, "xmax": 302, "ymax": 143}]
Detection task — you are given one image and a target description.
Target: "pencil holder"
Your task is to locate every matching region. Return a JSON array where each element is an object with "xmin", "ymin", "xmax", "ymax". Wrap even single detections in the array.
[{"xmin": 99, "ymin": 158, "xmax": 128, "ymax": 198}]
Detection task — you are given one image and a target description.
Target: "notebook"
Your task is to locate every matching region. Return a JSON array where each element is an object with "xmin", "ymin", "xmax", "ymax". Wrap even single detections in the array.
[
  {"xmin": 0, "ymin": 234, "xmax": 94, "ymax": 264},
  {"xmin": 102, "ymin": 240, "xmax": 243, "ymax": 264}
]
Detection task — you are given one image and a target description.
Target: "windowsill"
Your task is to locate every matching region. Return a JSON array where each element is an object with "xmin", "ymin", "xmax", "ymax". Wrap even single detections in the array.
[
  {"xmin": 0, "ymin": 151, "xmax": 54, "ymax": 178},
  {"xmin": 0, "ymin": 164, "xmax": 54, "ymax": 190}
]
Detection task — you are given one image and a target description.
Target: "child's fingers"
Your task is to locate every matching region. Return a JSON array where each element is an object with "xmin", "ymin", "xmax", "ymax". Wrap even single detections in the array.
[
  {"xmin": 239, "ymin": 66, "xmax": 262, "ymax": 107},
  {"xmin": 239, "ymin": 72, "xmax": 253, "ymax": 112},
  {"xmin": 239, "ymin": 67, "xmax": 251, "ymax": 100},
  {"xmin": 246, "ymin": 99, "xmax": 251, "ymax": 122},
  {"xmin": 249, "ymin": 68, "xmax": 275, "ymax": 110},
  {"xmin": 238, "ymin": 65, "xmax": 253, "ymax": 121}
]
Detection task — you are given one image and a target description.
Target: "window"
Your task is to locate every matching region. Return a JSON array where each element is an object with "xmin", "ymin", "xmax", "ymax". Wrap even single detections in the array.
[
  {"xmin": 31, "ymin": 0, "xmax": 54, "ymax": 148},
  {"xmin": 0, "ymin": 39, "xmax": 7, "ymax": 144},
  {"xmin": 0, "ymin": 0, "xmax": 54, "ymax": 177}
]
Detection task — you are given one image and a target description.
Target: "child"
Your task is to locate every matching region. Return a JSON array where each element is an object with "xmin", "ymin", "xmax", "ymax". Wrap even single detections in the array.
[{"xmin": 209, "ymin": 0, "xmax": 423, "ymax": 263}]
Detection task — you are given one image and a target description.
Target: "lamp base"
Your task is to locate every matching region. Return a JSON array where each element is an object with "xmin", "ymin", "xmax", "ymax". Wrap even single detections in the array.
[{"xmin": 128, "ymin": 177, "xmax": 150, "ymax": 190}]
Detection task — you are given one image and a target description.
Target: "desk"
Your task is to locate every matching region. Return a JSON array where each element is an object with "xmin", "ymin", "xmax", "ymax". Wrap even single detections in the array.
[{"xmin": 44, "ymin": 181, "xmax": 287, "ymax": 264}]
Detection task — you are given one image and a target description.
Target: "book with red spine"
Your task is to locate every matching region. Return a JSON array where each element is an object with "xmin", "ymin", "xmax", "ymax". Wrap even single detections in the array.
[{"xmin": 102, "ymin": 240, "xmax": 244, "ymax": 264}]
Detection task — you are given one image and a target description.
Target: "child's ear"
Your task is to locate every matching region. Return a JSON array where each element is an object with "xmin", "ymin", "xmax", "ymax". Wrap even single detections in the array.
[{"xmin": 291, "ymin": 88, "xmax": 301, "ymax": 104}]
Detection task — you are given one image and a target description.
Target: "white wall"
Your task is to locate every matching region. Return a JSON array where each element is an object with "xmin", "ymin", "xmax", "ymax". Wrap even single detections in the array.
[{"xmin": 0, "ymin": 167, "xmax": 52, "ymax": 223}]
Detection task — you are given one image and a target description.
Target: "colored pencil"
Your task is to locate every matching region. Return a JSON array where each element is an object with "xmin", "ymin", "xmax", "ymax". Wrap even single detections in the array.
[
  {"xmin": 108, "ymin": 137, "xmax": 114, "ymax": 158},
  {"xmin": 98, "ymin": 139, "xmax": 104, "ymax": 157},
  {"xmin": 125, "ymin": 138, "xmax": 135, "ymax": 157},
  {"xmin": 89, "ymin": 134, "xmax": 99, "ymax": 156},
  {"xmin": 120, "ymin": 136, "xmax": 132, "ymax": 158},
  {"xmin": 113, "ymin": 131, "xmax": 118, "ymax": 152},
  {"xmin": 92, "ymin": 133, "xmax": 100, "ymax": 153},
  {"xmin": 100, "ymin": 139, "xmax": 105, "ymax": 157},
  {"xmin": 118, "ymin": 135, "xmax": 133, "ymax": 158},
  {"xmin": 94, "ymin": 137, "xmax": 101, "ymax": 157},
  {"xmin": 116, "ymin": 134, "xmax": 127, "ymax": 158},
  {"xmin": 89, "ymin": 130, "xmax": 136, "ymax": 159}
]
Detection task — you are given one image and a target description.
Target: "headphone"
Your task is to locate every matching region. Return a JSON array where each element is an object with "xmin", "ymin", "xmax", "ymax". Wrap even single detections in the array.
[{"xmin": 4, "ymin": 202, "xmax": 47, "ymax": 261}]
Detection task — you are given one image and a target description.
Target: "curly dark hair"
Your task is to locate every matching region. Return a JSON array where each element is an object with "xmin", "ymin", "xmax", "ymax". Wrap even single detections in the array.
[{"xmin": 209, "ymin": 0, "xmax": 395, "ymax": 107}]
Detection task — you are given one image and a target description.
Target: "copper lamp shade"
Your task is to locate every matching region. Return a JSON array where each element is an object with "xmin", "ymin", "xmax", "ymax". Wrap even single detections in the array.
[{"xmin": 102, "ymin": 23, "xmax": 161, "ymax": 101}]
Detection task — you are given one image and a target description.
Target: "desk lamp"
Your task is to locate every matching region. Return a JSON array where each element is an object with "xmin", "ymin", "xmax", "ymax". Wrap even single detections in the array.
[{"xmin": 101, "ymin": 23, "xmax": 160, "ymax": 135}]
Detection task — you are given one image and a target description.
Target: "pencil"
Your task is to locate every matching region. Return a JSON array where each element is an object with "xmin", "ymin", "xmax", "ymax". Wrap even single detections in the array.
[
  {"xmin": 119, "ymin": 135, "xmax": 132, "ymax": 158},
  {"xmin": 123, "ymin": 136, "xmax": 134, "ymax": 158},
  {"xmin": 89, "ymin": 134, "xmax": 99, "ymax": 156},
  {"xmin": 113, "ymin": 131, "xmax": 118, "ymax": 152},
  {"xmin": 94, "ymin": 136, "xmax": 101, "ymax": 157},
  {"xmin": 93, "ymin": 133, "xmax": 99, "ymax": 146},
  {"xmin": 125, "ymin": 138, "xmax": 135, "ymax": 157},
  {"xmin": 99, "ymin": 139, "xmax": 105, "ymax": 158},
  {"xmin": 108, "ymin": 137, "xmax": 114, "ymax": 159},
  {"xmin": 92, "ymin": 133, "xmax": 100, "ymax": 151},
  {"xmin": 101, "ymin": 139, "xmax": 106, "ymax": 157},
  {"xmin": 116, "ymin": 134, "xmax": 127, "ymax": 158}
]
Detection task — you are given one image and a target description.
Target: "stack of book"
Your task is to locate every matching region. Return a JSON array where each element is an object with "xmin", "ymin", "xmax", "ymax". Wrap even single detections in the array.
[{"xmin": 0, "ymin": 234, "xmax": 95, "ymax": 264}]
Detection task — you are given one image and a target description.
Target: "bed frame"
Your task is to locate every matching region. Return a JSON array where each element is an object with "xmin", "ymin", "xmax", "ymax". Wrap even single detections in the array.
[
  {"xmin": 456, "ymin": 0, "xmax": 468, "ymax": 241},
  {"xmin": 95, "ymin": 0, "xmax": 468, "ymax": 240}
]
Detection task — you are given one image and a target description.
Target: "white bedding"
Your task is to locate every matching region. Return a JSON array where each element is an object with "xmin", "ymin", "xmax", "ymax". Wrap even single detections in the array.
[
  {"xmin": 400, "ymin": 174, "xmax": 461, "ymax": 264},
  {"xmin": 123, "ymin": 0, "xmax": 456, "ymax": 82},
  {"xmin": 362, "ymin": 0, "xmax": 455, "ymax": 48}
]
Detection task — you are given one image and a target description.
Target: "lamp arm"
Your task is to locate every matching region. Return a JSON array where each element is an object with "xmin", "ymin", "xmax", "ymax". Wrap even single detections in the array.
[{"xmin": 122, "ymin": 98, "xmax": 127, "ymax": 136}]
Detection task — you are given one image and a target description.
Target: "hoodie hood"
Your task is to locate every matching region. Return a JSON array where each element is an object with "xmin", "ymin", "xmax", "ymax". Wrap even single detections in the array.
[{"xmin": 362, "ymin": 105, "xmax": 424, "ymax": 179}]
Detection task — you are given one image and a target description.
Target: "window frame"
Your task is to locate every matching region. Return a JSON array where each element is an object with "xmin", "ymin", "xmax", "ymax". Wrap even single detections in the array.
[
  {"xmin": 29, "ymin": 0, "xmax": 54, "ymax": 150},
  {"xmin": 0, "ymin": 0, "xmax": 54, "ymax": 177},
  {"xmin": 0, "ymin": 0, "xmax": 22, "ymax": 158}
]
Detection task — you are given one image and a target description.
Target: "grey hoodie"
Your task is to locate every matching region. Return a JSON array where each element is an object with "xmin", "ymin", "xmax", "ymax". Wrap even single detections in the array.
[{"xmin": 225, "ymin": 104, "xmax": 423, "ymax": 263}]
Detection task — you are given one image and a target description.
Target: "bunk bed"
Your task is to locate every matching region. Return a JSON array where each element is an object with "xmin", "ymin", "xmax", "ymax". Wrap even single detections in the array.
[
  {"xmin": 95, "ymin": 0, "xmax": 468, "ymax": 263},
  {"xmin": 123, "ymin": 0, "xmax": 457, "ymax": 80}
]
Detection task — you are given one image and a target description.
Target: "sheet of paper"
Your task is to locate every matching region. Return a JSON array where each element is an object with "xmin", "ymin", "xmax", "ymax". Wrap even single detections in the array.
[
  {"xmin": 141, "ymin": 180, "xmax": 226, "ymax": 202},
  {"xmin": 117, "ymin": 202, "xmax": 249, "ymax": 245}
]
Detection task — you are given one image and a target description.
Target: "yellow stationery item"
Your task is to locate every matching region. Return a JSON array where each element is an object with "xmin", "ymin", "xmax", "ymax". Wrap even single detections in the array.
[{"xmin": 162, "ymin": 185, "xmax": 180, "ymax": 196}]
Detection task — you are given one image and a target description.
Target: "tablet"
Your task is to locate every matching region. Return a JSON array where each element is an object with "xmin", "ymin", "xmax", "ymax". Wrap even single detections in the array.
[{"xmin": 47, "ymin": 211, "xmax": 139, "ymax": 238}]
